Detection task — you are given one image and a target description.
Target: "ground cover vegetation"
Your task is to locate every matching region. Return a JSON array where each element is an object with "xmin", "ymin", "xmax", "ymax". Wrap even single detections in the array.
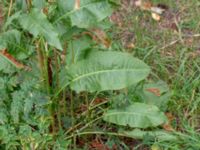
[{"xmin": 0, "ymin": 0, "xmax": 200, "ymax": 149}]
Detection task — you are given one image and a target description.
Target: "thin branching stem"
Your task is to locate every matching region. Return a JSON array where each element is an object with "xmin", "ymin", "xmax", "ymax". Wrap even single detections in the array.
[
  {"xmin": 7, "ymin": 0, "xmax": 13, "ymax": 17},
  {"xmin": 65, "ymin": 131, "xmax": 131, "ymax": 140}
]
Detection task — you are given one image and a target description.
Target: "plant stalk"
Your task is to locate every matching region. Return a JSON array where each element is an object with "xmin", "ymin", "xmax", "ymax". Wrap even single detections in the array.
[{"xmin": 70, "ymin": 90, "xmax": 76, "ymax": 149}]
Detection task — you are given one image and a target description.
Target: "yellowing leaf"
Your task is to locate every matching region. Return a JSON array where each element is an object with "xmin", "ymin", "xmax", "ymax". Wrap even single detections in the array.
[{"xmin": 151, "ymin": 145, "xmax": 161, "ymax": 150}]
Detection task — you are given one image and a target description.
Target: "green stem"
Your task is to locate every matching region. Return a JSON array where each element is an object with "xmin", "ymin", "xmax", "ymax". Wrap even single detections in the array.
[
  {"xmin": 35, "ymin": 40, "xmax": 45, "ymax": 88},
  {"xmin": 81, "ymin": 100, "xmax": 108, "ymax": 116},
  {"xmin": 54, "ymin": 50, "xmax": 62, "ymax": 130},
  {"xmin": 70, "ymin": 91, "xmax": 74, "ymax": 126},
  {"xmin": 70, "ymin": 90, "xmax": 76, "ymax": 148},
  {"xmin": 78, "ymin": 116, "xmax": 102, "ymax": 132},
  {"xmin": 62, "ymin": 90, "xmax": 67, "ymax": 117},
  {"xmin": 37, "ymin": 39, "xmax": 55, "ymax": 133},
  {"xmin": 85, "ymin": 93, "xmax": 90, "ymax": 121},
  {"xmin": 64, "ymin": 109, "xmax": 104, "ymax": 135},
  {"xmin": 65, "ymin": 131, "xmax": 131, "ymax": 140}
]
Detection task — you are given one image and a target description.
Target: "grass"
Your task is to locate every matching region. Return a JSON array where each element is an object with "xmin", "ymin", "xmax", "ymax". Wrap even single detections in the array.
[
  {"xmin": 0, "ymin": 0, "xmax": 199, "ymax": 149},
  {"xmin": 110, "ymin": 0, "xmax": 200, "ymax": 149}
]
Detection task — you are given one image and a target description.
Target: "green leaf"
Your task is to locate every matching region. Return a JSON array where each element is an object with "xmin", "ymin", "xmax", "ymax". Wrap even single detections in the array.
[
  {"xmin": 24, "ymin": 96, "xmax": 34, "ymax": 118},
  {"xmin": 11, "ymin": 91, "xmax": 25, "ymax": 123},
  {"xmin": 0, "ymin": 125, "xmax": 18, "ymax": 145},
  {"xmin": 67, "ymin": 51, "xmax": 150, "ymax": 92},
  {"xmin": 66, "ymin": 36, "xmax": 92, "ymax": 65},
  {"xmin": 0, "ymin": 78, "xmax": 5, "ymax": 90},
  {"xmin": 4, "ymin": 11, "xmax": 21, "ymax": 29},
  {"xmin": 120, "ymin": 129, "xmax": 178, "ymax": 141},
  {"xmin": 109, "ymin": 0, "xmax": 121, "ymax": 5},
  {"xmin": 70, "ymin": 1, "xmax": 113, "ymax": 28},
  {"xmin": 57, "ymin": 0, "xmax": 74, "ymax": 12},
  {"xmin": 32, "ymin": 0, "xmax": 46, "ymax": 10},
  {"xmin": 0, "ymin": 30, "xmax": 21, "ymax": 50},
  {"xmin": 0, "ymin": 108, "xmax": 8, "ymax": 124},
  {"xmin": 19, "ymin": 9, "xmax": 62, "ymax": 50},
  {"xmin": 19, "ymin": 125, "xmax": 32, "ymax": 138},
  {"xmin": 103, "ymin": 103, "xmax": 167, "ymax": 128},
  {"xmin": 138, "ymin": 81, "xmax": 171, "ymax": 110},
  {"xmin": 16, "ymin": 0, "xmax": 28, "ymax": 11},
  {"xmin": 58, "ymin": 0, "xmax": 113, "ymax": 28},
  {"xmin": 0, "ymin": 56, "xmax": 16, "ymax": 74}
]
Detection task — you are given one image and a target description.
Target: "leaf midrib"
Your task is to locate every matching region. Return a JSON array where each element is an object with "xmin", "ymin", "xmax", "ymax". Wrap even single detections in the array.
[
  {"xmin": 55, "ymin": 1, "xmax": 109, "ymax": 23},
  {"xmin": 104, "ymin": 111, "xmax": 158, "ymax": 119},
  {"xmin": 71, "ymin": 68, "xmax": 149, "ymax": 83}
]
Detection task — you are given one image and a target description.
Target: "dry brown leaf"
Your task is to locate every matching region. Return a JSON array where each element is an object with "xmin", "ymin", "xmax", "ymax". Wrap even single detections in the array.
[
  {"xmin": 126, "ymin": 43, "xmax": 135, "ymax": 49},
  {"xmin": 162, "ymin": 112, "xmax": 175, "ymax": 131},
  {"xmin": 42, "ymin": 7, "xmax": 49, "ymax": 15},
  {"xmin": 151, "ymin": 13, "xmax": 161, "ymax": 21},
  {"xmin": 135, "ymin": 0, "xmax": 152, "ymax": 10},
  {"xmin": 76, "ymin": 104, "xmax": 88, "ymax": 114},
  {"xmin": 189, "ymin": 49, "xmax": 200, "ymax": 59},
  {"xmin": 141, "ymin": 1, "xmax": 152, "ymax": 10},
  {"xmin": 90, "ymin": 139, "xmax": 110, "ymax": 150},
  {"xmin": 92, "ymin": 29, "xmax": 111, "ymax": 48},
  {"xmin": 121, "ymin": 31, "xmax": 135, "ymax": 49},
  {"xmin": 110, "ymin": 13, "xmax": 123, "ymax": 27},
  {"xmin": 165, "ymin": 112, "xmax": 175, "ymax": 121},
  {"xmin": 135, "ymin": 0, "xmax": 142, "ymax": 7},
  {"xmin": 74, "ymin": 0, "xmax": 80, "ymax": 10},
  {"xmin": 162, "ymin": 123, "xmax": 174, "ymax": 131},
  {"xmin": 0, "ymin": 49, "xmax": 31, "ymax": 70},
  {"xmin": 136, "ymin": 1, "xmax": 152, "ymax": 9},
  {"xmin": 76, "ymin": 30, "xmax": 111, "ymax": 48},
  {"xmin": 92, "ymin": 98, "xmax": 107, "ymax": 106},
  {"xmin": 146, "ymin": 88, "xmax": 161, "ymax": 96}
]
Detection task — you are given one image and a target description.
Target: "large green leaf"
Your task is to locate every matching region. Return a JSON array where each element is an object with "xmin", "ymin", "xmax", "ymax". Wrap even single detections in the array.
[
  {"xmin": 66, "ymin": 36, "xmax": 93, "ymax": 65},
  {"xmin": 58, "ymin": 0, "xmax": 113, "ymax": 28},
  {"xmin": 103, "ymin": 103, "xmax": 167, "ymax": 128},
  {"xmin": 120, "ymin": 129, "xmax": 178, "ymax": 141},
  {"xmin": 67, "ymin": 51, "xmax": 150, "ymax": 92},
  {"xmin": 19, "ymin": 9, "xmax": 62, "ymax": 50}
]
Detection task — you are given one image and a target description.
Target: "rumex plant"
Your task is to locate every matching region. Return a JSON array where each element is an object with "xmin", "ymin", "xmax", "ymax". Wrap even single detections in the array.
[{"xmin": 0, "ymin": 0, "xmax": 174, "ymax": 149}]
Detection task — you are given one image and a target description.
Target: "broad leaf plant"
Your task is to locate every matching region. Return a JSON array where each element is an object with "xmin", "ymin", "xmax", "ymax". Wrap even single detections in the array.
[{"xmin": 0, "ymin": 0, "xmax": 173, "ymax": 149}]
